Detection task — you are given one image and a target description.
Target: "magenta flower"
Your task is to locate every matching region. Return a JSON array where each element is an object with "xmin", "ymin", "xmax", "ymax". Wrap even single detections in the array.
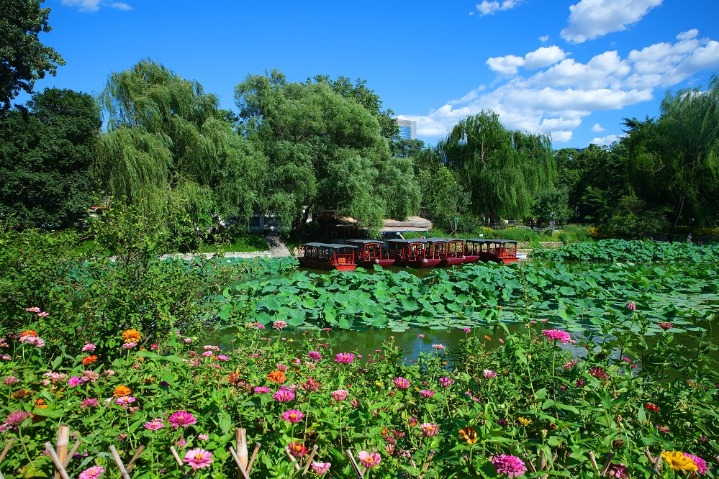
[
  {"xmin": 82, "ymin": 343, "xmax": 96, "ymax": 352},
  {"xmin": 542, "ymin": 329, "xmax": 572, "ymax": 344},
  {"xmin": 421, "ymin": 423, "xmax": 439, "ymax": 437},
  {"xmin": 273, "ymin": 388, "xmax": 296, "ymax": 402},
  {"xmin": 68, "ymin": 376, "xmax": 82, "ymax": 387},
  {"xmin": 115, "ymin": 396, "xmax": 135, "ymax": 406},
  {"xmin": 684, "ymin": 453, "xmax": 709, "ymax": 475},
  {"xmin": 311, "ymin": 462, "xmax": 331, "ymax": 475},
  {"xmin": 80, "ymin": 398, "xmax": 99, "ymax": 409},
  {"xmin": 417, "ymin": 333, "xmax": 425, "ymax": 339},
  {"xmin": 491, "ymin": 454, "xmax": 527, "ymax": 478},
  {"xmin": 483, "ymin": 369, "xmax": 497, "ymax": 379},
  {"xmin": 183, "ymin": 448, "xmax": 213, "ymax": 470},
  {"xmin": 144, "ymin": 418, "xmax": 165, "ymax": 430},
  {"xmin": 331, "ymin": 389, "xmax": 349, "ymax": 401},
  {"xmin": 307, "ymin": 350, "xmax": 322, "ymax": 361},
  {"xmin": 3, "ymin": 376, "xmax": 18, "ymax": 386},
  {"xmin": 626, "ymin": 302, "xmax": 636, "ymax": 311},
  {"xmin": 168, "ymin": 410, "xmax": 197, "ymax": 428},
  {"xmin": 253, "ymin": 386, "xmax": 271, "ymax": 394},
  {"xmin": 78, "ymin": 466, "xmax": 104, "ymax": 479},
  {"xmin": 281, "ymin": 409, "xmax": 305, "ymax": 423},
  {"xmin": 273, "ymin": 321, "xmax": 288, "ymax": 330},
  {"xmin": 335, "ymin": 352, "xmax": 355, "ymax": 364},
  {"xmin": 393, "ymin": 377, "xmax": 411, "ymax": 389},
  {"xmin": 217, "ymin": 354, "xmax": 229, "ymax": 361},
  {"xmin": 419, "ymin": 389, "xmax": 435, "ymax": 398},
  {"xmin": 439, "ymin": 376, "xmax": 453, "ymax": 388},
  {"xmin": 5, "ymin": 410, "xmax": 31, "ymax": 427},
  {"xmin": 358, "ymin": 451, "xmax": 381, "ymax": 469},
  {"xmin": 606, "ymin": 463, "xmax": 629, "ymax": 479},
  {"xmin": 463, "ymin": 327, "xmax": 472, "ymax": 333}
]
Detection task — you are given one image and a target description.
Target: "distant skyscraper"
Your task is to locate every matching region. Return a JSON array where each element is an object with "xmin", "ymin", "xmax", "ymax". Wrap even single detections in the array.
[{"xmin": 395, "ymin": 119, "xmax": 417, "ymax": 140}]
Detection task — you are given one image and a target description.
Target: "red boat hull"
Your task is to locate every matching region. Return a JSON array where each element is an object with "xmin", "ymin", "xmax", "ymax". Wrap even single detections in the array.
[
  {"xmin": 441, "ymin": 256, "xmax": 466, "ymax": 267},
  {"xmin": 394, "ymin": 258, "xmax": 443, "ymax": 268},
  {"xmin": 356, "ymin": 258, "xmax": 396, "ymax": 268},
  {"xmin": 298, "ymin": 257, "xmax": 357, "ymax": 271}
]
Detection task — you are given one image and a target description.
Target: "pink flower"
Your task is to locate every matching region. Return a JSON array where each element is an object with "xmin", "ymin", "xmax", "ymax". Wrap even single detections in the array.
[
  {"xmin": 19, "ymin": 335, "xmax": 45, "ymax": 347},
  {"xmin": 68, "ymin": 376, "xmax": 82, "ymax": 387},
  {"xmin": 5, "ymin": 410, "xmax": 31, "ymax": 427},
  {"xmin": 439, "ymin": 376, "xmax": 453, "ymax": 388},
  {"xmin": 217, "ymin": 354, "xmax": 229, "ymax": 361},
  {"xmin": 122, "ymin": 342, "xmax": 137, "ymax": 349},
  {"xmin": 417, "ymin": 333, "xmax": 425, "ymax": 339},
  {"xmin": 463, "ymin": 327, "xmax": 472, "ymax": 333},
  {"xmin": 202, "ymin": 351, "xmax": 213, "ymax": 357},
  {"xmin": 37, "ymin": 311, "xmax": 49, "ymax": 317},
  {"xmin": 144, "ymin": 418, "xmax": 165, "ymax": 430},
  {"xmin": 4, "ymin": 376, "xmax": 18, "ymax": 386},
  {"xmin": 684, "ymin": 453, "xmax": 709, "ymax": 475},
  {"xmin": 542, "ymin": 329, "xmax": 572, "ymax": 344},
  {"xmin": 115, "ymin": 396, "xmax": 135, "ymax": 406},
  {"xmin": 253, "ymin": 386, "xmax": 271, "ymax": 394},
  {"xmin": 281, "ymin": 409, "xmax": 305, "ymax": 423},
  {"xmin": 168, "ymin": 410, "xmax": 197, "ymax": 428},
  {"xmin": 81, "ymin": 398, "xmax": 99, "ymax": 409},
  {"xmin": 491, "ymin": 454, "xmax": 527, "ymax": 478},
  {"xmin": 276, "ymin": 363, "xmax": 288, "ymax": 372},
  {"xmin": 183, "ymin": 448, "xmax": 213, "ymax": 470},
  {"xmin": 358, "ymin": 451, "xmax": 381, "ymax": 469},
  {"xmin": 483, "ymin": 369, "xmax": 497, "ymax": 379},
  {"xmin": 150, "ymin": 343, "xmax": 159, "ymax": 350},
  {"xmin": 419, "ymin": 389, "xmax": 435, "ymax": 398},
  {"xmin": 25, "ymin": 307, "xmax": 41, "ymax": 313},
  {"xmin": 421, "ymin": 423, "xmax": 439, "ymax": 437},
  {"xmin": 273, "ymin": 321, "xmax": 288, "ymax": 330},
  {"xmin": 273, "ymin": 388, "xmax": 296, "ymax": 402},
  {"xmin": 197, "ymin": 434, "xmax": 209, "ymax": 441},
  {"xmin": 184, "ymin": 337, "xmax": 192, "ymax": 344},
  {"xmin": 335, "ymin": 352, "xmax": 355, "ymax": 364},
  {"xmin": 311, "ymin": 462, "xmax": 331, "ymax": 475},
  {"xmin": 626, "ymin": 302, "xmax": 636, "ymax": 312},
  {"xmin": 78, "ymin": 466, "xmax": 104, "ymax": 479},
  {"xmin": 331, "ymin": 389, "xmax": 349, "ymax": 401},
  {"xmin": 393, "ymin": 377, "xmax": 411, "ymax": 390},
  {"xmin": 432, "ymin": 343, "xmax": 445, "ymax": 350},
  {"xmin": 606, "ymin": 463, "xmax": 629, "ymax": 479},
  {"xmin": 307, "ymin": 350, "xmax": 322, "ymax": 361},
  {"xmin": 82, "ymin": 343, "xmax": 96, "ymax": 352}
]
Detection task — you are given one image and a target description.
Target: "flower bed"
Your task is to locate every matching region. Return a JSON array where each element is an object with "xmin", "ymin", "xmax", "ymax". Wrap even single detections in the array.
[{"xmin": 1, "ymin": 309, "xmax": 716, "ymax": 478}]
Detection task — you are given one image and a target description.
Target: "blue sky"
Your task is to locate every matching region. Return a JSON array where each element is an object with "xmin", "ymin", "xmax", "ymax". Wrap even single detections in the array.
[{"xmin": 30, "ymin": 0, "xmax": 719, "ymax": 148}]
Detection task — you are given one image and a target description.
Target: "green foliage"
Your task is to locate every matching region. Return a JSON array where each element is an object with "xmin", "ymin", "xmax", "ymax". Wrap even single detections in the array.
[
  {"xmin": 0, "ymin": 88, "xmax": 100, "ymax": 228},
  {"xmin": 0, "ymin": 0, "xmax": 64, "ymax": 112},
  {"xmin": 607, "ymin": 193, "xmax": 671, "ymax": 239}
]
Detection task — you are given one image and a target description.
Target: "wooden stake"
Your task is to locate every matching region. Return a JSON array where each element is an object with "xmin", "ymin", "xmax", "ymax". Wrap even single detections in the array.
[
  {"xmin": 54, "ymin": 425, "xmax": 69, "ymax": 479},
  {"xmin": 109, "ymin": 445, "xmax": 132, "ymax": 479},
  {"xmin": 247, "ymin": 443, "xmax": 261, "ymax": 474},
  {"xmin": 0, "ymin": 439, "xmax": 15, "ymax": 464},
  {"xmin": 237, "ymin": 429, "xmax": 249, "ymax": 472},
  {"xmin": 302, "ymin": 445, "xmax": 319, "ymax": 475},
  {"xmin": 654, "ymin": 451, "xmax": 664, "ymax": 473},
  {"xmin": 588, "ymin": 451, "xmax": 599, "ymax": 473},
  {"xmin": 345, "ymin": 449, "xmax": 364, "ymax": 479},
  {"xmin": 285, "ymin": 446, "xmax": 301, "ymax": 471},
  {"xmin": 228, "ymin": 446, "xmax": 250, "ymax": 479},
  {"xmin": 126, "ymin": 445, "xmax": 146, "ymax": 473},
  {"xmin": 601, "ymin": 451, "xmax": 615, "ymax": 476},
  {"xmin": 169, "ymin": 446, "xmax": 184, "ymax": 467},
  {"xmin": 63, "ymin": 439, "xmax": 82, "ymax": 469},
  {"xmin": 44, "ymin": 443, "xmax": 70, "ymax": 479}
]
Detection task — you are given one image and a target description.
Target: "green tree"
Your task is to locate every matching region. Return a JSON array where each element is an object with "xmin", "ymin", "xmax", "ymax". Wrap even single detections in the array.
[
  {"xmin": 95, "ymin": 60, "xmax": 265, "ymax": 247},
  {"xmin": 439, "ymin": 111, "xmax": 555, "ymax": 222},
  {"xmin": 236, "ymin": 70, "xmax": 419, "ymax": 235},
  {"xmin": 0, "ymin": 88, "xmax": 100, "ymax": 228},
  {"xmin": 0, "ymin": 0, "xmax": 65, "ymax": 112}
]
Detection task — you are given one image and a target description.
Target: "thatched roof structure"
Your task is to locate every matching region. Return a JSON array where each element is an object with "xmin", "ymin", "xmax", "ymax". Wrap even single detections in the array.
[{"xmin": 380, "ymin": 216, "xmax": 432, "ymax": 232}]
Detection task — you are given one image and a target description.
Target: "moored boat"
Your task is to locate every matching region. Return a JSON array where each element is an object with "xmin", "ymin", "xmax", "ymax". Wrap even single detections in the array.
[
  {"xmin": 346, "ymin": 239, "xmax": 395, "ymax": 267},
  {"xmin": 298, "ymin": 243, "xmax": 358, "ymax": 271},
  {"xmin": 386, "ymin": 239, "xmax": 443, "ymax": 268},
  {"xmin": 463, "ymin": 239, "xmax": 518, "ymax": 264},
  {"xmin": 442, "ymin": 238, "xmax": 466, "ymax": 266}
]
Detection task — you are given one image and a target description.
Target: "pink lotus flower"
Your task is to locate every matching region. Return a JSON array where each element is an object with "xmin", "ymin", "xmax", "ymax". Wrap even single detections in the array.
[
  {"xmin": 78, "ymin": 466, "xmax": 104, "ymax": 479},
  {"xmin": 393, "ymin": 377, "xmax": 411, "ymax": 389},
  {"xmin": 335, "ymin": 352, "xmax": 355, "ymax": 364},
  {"xmin": 168, "ymin": 410, "xmax": 197, "ymax": 428},
  {"xmin": 331, "ymin": 389, "xmax": 349, "ymax": 401},
  {"xmin": 358, "ymin": 450, "xmax": 381, "ymax": 469},
  {"xmin": 491, "ymin": 454, "xmax": 527, "ymax": 478},
  {"xmin": 144, "ymin": 418, "xmax": 165, "ymax": 430},
  {"xmin": 273, "ymin": 321, "xmax": 288, "ymax": 330},
  {"xmin": 311, "ymin": 462, "xmax": 331, "ymax": 475},
  {"xmin": 273, "ymin": 388, "xmax": 296, "ymax": 402},
  {"xmin": 542, "ymin": 329, "xmax": 572, "ymax": 344},
  {"xmin": 281, "ymin": 409, "xmax": 305, "ymax": 423},
  {"xmin": 183, "ymin": 448, "xmax": 213, "ymax": 470}
]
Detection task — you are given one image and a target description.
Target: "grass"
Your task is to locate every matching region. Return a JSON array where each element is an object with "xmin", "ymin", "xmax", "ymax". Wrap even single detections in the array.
[{"xmin": 198, "ymin": 233, "xmax": 269, "ymax": 253}]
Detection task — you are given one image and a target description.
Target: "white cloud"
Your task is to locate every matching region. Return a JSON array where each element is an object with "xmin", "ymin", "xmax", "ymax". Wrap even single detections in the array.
[
  {"xmin": 539, "ymin": 35, "xmax": 550, "ymax": 43},
  {"xmin": 475, "ymin": 0, "xmax": 524, "ymax": 16},
  {"xmin": 591, "ymin": 134, "xmax": 622, "ymax": 146},
  {"xmin": 61, "ymin": 0, "xmax": 131, "ymax": 12},
  {"xmin": 401, "ymin": 29, "xmax": 719, "ymax": 145},
  {"xmin": 487, "ymin": 46, "xmax": 568, "ymax": 75},
  {"xmin": 561, "ymin": 0, "xmax": 662, "ymax": 44}
]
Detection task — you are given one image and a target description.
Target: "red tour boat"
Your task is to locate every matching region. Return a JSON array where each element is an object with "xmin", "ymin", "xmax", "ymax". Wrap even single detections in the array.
[
  {"xmin": 346, "ymin": 239, "xmax": 395, "ymax": 268},
  {"xmin": 463, "ymin": 239, "xmax": 519, "ymax": 264},
  {"xmin": 386, "ymin": 239, "xmax": 443, "ymax": 268},
  {"xmin": 298, "ymin": 243, "xmax": 358, "ymax": 271}
]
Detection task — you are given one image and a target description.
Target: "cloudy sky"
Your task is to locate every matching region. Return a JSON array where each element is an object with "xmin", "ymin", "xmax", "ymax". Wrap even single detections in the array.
[{"xmin": 32, "ymin": 0, "xmax": 719, "ymax": 147}]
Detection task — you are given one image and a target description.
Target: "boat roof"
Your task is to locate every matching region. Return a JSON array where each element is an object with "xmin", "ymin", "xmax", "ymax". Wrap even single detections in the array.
[
  {"xmin": 303, "ymin": 242, "xmax": 358, "ymax": 249},
  {"xmin": 465, "ymin": 238, "xmax": 518, "ymax": 244},
  {"xmin": 386, "ymin": 238, "xmax": 427, "ymax": 244},
  {"xmin": 346, "ymin": 239, "xmax": 382, "ymax": 244}
]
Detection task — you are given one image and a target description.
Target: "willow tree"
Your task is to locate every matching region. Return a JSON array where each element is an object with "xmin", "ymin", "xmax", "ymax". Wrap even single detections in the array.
[
  {"xmin": 95, "ymin": 60, "xmax": 265, "ymax": 236},
  {"xmin": 439, "ymin": 111, "xmax": 555, "ymax": 222}
]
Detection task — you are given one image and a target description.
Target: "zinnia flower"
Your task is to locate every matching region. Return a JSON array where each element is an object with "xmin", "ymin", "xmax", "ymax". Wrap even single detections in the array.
[
  {"xmin": 658, "ymin": 322, "xmax": 674, "ymax": 330},
  {"xmin": 491, "ymin": 454, "xmax": 527, "ymax": 478},
  {"xmin": 121, "ymin": 329, "xmax": 141, "ymax": 343},
  {"xmin": 458, "ymin": 426, "xmax": 477, "ymax": 444},
  {"xmin": 421, "ymin": 423, "xmax": 439, "ymax": 437},
  {"xmin": 80, "ymin": 398, "xmax": 99, "ymax": 409},
  {"xmin": 267, "ymin": 370, "xmax": 287, "ymax": 384},
  {"xmin": 393, "ymin": 377, "xmax": 411, "ymax": 390},
  {"xmin": 183, "ymin": 448, "xmax": 213, "ymax": 470},
  {"xmin": 281, "ymin": 409, "xmax": 305, "ymax": 423},
  {"xmin": 307, "ymin": 350, "xmax": 322, "ymax": 361},
  {"xmin": 331, "ymin": 389, "xmax": 349, "ymax": 401},
  {"xmin": 483, "ymin": 369, "xmax": 497, "ymax": 379},
  {"xmin": 606, "ymin": 463, "xmax": 629, "ymax": 479},
  {"xmin": 82, "ymin": 355, "xmax": 98, "ymax": 366},
  {"xmin": 626, "ymin": 302, "xmax": 636, "ymax": 311},
  {"xmin": 439, "ymin": 376, "xmax": 453, "ymax": 388},
  {"xmin": 287, "ymin": 442, "xmax": 308, "ymax": 458},
  {"xmin": 78, "ymin": 466, "xmax": 104, "ymax": 479},
  {"xmin": 253, "ymin": 386, "xmax": 271, "ymax": 394},
  {"xmin": 115, "ymin": 396, "xmax": 135, "ymax": 406},
  {"xmin": 357, "ymin": 451, "xmax": 381, "ymax": 468},
  {"xmin": 82, "ymin": 343, "xmax": 96, "ymax": 352},
  {"xmin": 542, "ymin": 329, "xmax": 572, "ymax": 344},
  {"xmin": 419, "ymin": 389, "xmax": 435, "ymax": 398},
  {"xmin": 168, "ymin": 410, "xmax": 197, "ymax": 428},
  {"xmin": 311, "ymin": 462, "xmax": 331, "ymax": 475},
  {"xmin": 645, "ymin": 403, "xmax": 660, "ymax": 413},
  {"xmin": 661, "ymin": 451, "xmax": 698, "ymax": 472},
  {"xmin": 273, "ymin": 388, "xmax": 295, "ymax": 402},
  {"xmin": 144, "ymin": 418, "xmax": 165, "ymax": 430},
  {"xmin": 67, "ymin": 376, "xmax": 82, "ymax": 387},
  {"xmin": 684, "ymin": 453, "xmax": 709, "ymax": 475},
  {"xmin": 335, "ymin": 352, "xmax": 355, "ymax": 364},
  {"xmin": 113, "ymin": 385, "xmax": 132, "ymax": 397}
]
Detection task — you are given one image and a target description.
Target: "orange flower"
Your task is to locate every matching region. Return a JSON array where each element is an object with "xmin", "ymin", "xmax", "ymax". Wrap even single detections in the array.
[
  {"xmin": 11, "ymin": 389, "xmax": 33, "ymax": 399},
  {"xmin": 121, "ymin": 329, "xmax": 142, "ymax": 343},
  {"xmin": 113, "ymin": 385, "xmax": 132, "ymax": 397},
  {"xmin": 34, "ymin": 398, "xmax": 48, "ymax": 409},
  {"xmin": 267, "ymin": 370, "xmax": 286, "ymax": 384},
  {"xmin": 82, "ymin": 355, "xmax": 98, "ymax": 365},
  {"xmin": 21, "ymin": 330, "xmax": 38, "ymax": 337},
  {"xmin": 459, "ymin": 426, "xmax": 478, "ymax": 444}
]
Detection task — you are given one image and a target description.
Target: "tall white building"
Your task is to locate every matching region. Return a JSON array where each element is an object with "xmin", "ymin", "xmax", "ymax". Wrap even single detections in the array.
[{"xmin": 395, "ymin": 119, "xmax": 417, "ymax": 140}]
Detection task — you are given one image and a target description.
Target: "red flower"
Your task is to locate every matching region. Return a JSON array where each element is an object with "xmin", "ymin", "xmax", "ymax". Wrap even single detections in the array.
[{"xmin": 645, "ymin": 403, "xmax": 660, "ymax": 413}]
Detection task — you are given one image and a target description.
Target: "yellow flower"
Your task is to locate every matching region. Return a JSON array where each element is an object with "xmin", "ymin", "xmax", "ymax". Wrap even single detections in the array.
[
  {"xmin": 122, "ymin": 329, "xmax": 142, "ymax": 343},
  {"xmin": 375, "ymin": 381, "xmax": 383, "ymax": 388},
  {"xmin": 484, "ymin": 335, "xmax": 492, "ymax": 341},
  {"xmin": 458, "ymin": 426, "xmax": 478, "ymax": 444},
  {"xmin": 518, "ymin": 417, "xmax": 532, "ymax": 426},
  {"xmin": 661, "ymin": 451, "xmax": 698, "ymax": 472}
]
